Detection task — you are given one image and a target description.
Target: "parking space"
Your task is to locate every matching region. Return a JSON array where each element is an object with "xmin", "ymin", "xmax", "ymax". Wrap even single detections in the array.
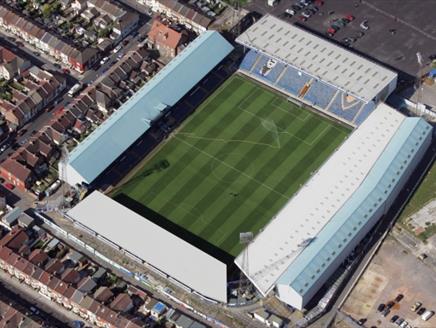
[
  {"xmin": 341, "ymin": 237, "xmax": 436, "ymax": 328},
  {"xmin": 244, "ymin": 0, "xmax": 436, "ymax": 80}
]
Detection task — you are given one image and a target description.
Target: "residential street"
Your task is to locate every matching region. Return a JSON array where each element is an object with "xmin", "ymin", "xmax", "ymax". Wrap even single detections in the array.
[{"xmin": 0, "ymin": 269, "xmax": 84, "ymax": 327}]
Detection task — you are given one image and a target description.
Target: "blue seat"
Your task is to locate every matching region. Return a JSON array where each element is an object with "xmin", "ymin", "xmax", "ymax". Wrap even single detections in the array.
[
  {"xmin": 239, "ymin": 50, "xmax": 259, "ymax": 72},
  {"xmin": 303, "ymin": 81, "xmax": 336, "ymax": 109},
  {"xmin": 328, "ymin": 92, "xmax": 362, "ymax": 123},
  {"xmin": 354, "ymin": 101, "xmax": 376, "ymax": 125},
  {"xmin": 276, "ymin": 66, "xmax": 311, "ymax": 96}
]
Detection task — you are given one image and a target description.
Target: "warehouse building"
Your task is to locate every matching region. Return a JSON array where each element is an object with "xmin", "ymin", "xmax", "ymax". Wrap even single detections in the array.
[
  {"xmin": 235, "ymin": 103, "xmax": 432, "ymax": 310},
  {"xmin": 61, "ymin": 31, "xmax": 233, "ymax": 187}
]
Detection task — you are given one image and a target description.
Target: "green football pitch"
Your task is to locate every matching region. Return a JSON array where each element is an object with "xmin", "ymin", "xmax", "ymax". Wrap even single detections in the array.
[{"xmin": 112, "ymin": 75, "xmax": 351, "ymax": 256}]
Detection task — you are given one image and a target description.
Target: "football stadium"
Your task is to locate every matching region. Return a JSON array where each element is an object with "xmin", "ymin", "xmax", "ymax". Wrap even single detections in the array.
[{"xmin": 64, "ymin": 15, "xmax": 433, "ymax": 309}]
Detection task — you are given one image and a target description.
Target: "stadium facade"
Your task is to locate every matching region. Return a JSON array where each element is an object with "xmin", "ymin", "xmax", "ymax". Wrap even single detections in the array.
[
  {"xmin": 236, "ymin": 14, "xmax": 398, "ymax": 126},
  {"xmin": 235, "ymin": 103, "xmax": 432, "ymax": 310},
  {"xmin": 63, "ymin": 16, "xmax": 433, "ymax": 310},
  {"xmin": 61, "ymin": 31, "xmax": 233, "ymax": 187}
]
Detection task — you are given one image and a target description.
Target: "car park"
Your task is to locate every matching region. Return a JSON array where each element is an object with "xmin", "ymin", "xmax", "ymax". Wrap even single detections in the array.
[{"xmin": 411, "ymin": 301, "xmax": 422, "ymax": 312}]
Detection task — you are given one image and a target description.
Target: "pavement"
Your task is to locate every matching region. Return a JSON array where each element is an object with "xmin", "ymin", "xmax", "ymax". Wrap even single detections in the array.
[
  {"xmin": 243, "ymin": 0, "xmax": 436, "ymax": 80},
  {"xmin": 341, "ymin": 237, "xmax": 436, "ymax": 328},
  {"xmin": 0, "ymin": 268, "xmax": 84, "ymax": 327}
]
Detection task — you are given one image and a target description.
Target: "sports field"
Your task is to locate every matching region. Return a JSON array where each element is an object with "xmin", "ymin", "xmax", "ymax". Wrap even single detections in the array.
[{"xmin": 112, "ymin": 75, "xmax": 350, "ymax": 256}]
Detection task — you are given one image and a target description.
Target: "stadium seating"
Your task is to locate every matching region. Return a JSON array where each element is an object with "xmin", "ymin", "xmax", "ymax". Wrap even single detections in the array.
[
  {"xmin": 238, "ymin": 50, "xmax": 379, "ymax": 126},
  {"xmin": 239, "ymin": 50, "xmax": 259, "ymax": 72},
  {"xmin": 303, "ymin": 80, "xmax": 336, "ymax": 109},
  {"xmin": 327, "ymin": 92, "xmax": 362, "ymax": 122},
  {"xmin": 277, "ymin": 67, "xmax": 311, "ymax": 96},
  {"xmin": 353, "ymin": 101, "xmax": 376, "ymax": 125}
]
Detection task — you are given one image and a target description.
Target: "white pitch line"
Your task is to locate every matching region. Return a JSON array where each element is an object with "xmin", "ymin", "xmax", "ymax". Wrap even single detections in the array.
[{"xmin": 175, "ymin": 136, "xmax": 289, "ymax": 200}]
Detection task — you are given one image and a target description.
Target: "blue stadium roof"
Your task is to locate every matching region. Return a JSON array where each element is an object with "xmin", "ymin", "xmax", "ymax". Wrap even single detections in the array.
[
  {"xmin": 277, "ymin": 116, "xmax": 432, "ymax": 296},
  {"xmin": 65, "ymin": 31, "xmax": 233, "ymax": 185}
]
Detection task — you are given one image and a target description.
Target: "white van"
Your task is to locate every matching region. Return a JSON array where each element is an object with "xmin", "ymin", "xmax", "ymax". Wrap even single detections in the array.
[{"xmin": 422, "ymin": 310, "xmax": 434, "ymax": 321}]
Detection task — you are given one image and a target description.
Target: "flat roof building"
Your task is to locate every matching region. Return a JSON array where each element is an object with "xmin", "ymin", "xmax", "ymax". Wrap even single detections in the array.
[
  {"xmin": 235, "ymin": 103, "xmax": 432, "ymax": 309},
  {"xmin": 62, "ymin": 31, "xmax": 233, "ymax": 186},
  {"xmin": 66, "ymin": 191, "xmax": 228, "ymax": 302}
]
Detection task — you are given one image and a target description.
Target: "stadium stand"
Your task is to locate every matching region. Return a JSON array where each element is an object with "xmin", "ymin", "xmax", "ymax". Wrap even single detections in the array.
[
  {"xmin": 236, "ymin": 15, "xmax": 398, "ymax": 127},
  {"xmin": 62, "ymin": 31, "xmax": 233, "ymax": 187},
  {"xmin": 235, "ymin": 103, "xmax": 433, "ymax": 310}
]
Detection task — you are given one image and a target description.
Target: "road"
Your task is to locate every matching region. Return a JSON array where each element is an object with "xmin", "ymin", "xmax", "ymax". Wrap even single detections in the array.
[{"xmin": 0, "ymin": 269, "xmax": 83, "ymax": 327}]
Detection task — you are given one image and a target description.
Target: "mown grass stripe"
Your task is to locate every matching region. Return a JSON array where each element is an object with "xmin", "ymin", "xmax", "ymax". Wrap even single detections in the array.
[
  {"xmin": 219, "ymin": 127, "xmax": 344, "ymax": 253},
  {"xmin": 158, "ymin": 89, "xmax": 277, "ymax": 219},
  {"xmin": 196, "ymin": 115, "xmax": 325, "ymax": 247},
  {"xmin": 131, "ymin": 78, "xmax": 257, "ymax": 204}
]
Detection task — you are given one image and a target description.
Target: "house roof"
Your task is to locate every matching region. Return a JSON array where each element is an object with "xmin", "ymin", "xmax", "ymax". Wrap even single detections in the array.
[
  {"xmin": 109, "ymin": 293, "xmax": 132, "ymax": 312},
  {"xmin": 0, "ymin": 158, "xmax": 33, "ymax": 183},
  {"xmin": 28, "ymin": 249, "xmax": 49, "ymax": 266},
  {"xmin": 0, "ymin": 228, "xmax": 29, "ymax": 250},
  {"xmin": 148, "ymin": 18, "xmax": 185, "ymax": 50},
  {"xmin": 94, "ymin": 286, "xmax": 114, "ymax": 303}
]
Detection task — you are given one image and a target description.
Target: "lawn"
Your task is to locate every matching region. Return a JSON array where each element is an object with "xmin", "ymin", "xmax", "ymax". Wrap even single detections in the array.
[
  {"xmin": 400, "ymin": 160, "xmax": 436, "ymax": 221},
  {"xmin": 111, "ymin": 75, "xmax": 350, "ymax": 257}
]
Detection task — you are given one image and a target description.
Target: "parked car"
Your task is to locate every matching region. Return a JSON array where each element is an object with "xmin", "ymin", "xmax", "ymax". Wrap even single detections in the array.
[
  {"xmin": 400, "ymin": 321, "xmax": 408, "ymax": 328},
  {"xmin": 0, "ymin": 178, "xmax": 4, "ymax": 184},
  {"xmin": 285, "ymin": 8, "xmax": 296, "ymax": 16},
  {"xmin": 292, "ymin": 4, "xmax": 302, "ymax": 11},
  {"xmin": 411, "ymin": 301, "xmax": 422, "ymax": 312},
  {"xmin": 387, "ymin": 301, "xmax": 395, "ymax": 309},
  {"xmin": 395, "ymin": 294, "xmax": 404, "ymax": 302},
  {"xmin": 314, "ymin": 0, "xmax": 324, "ymax": 5},
  {"xmin": 422, "ymin": 310, "xmax": 434, "ymax": 321},
  {"xmin": 4, "ymin": 183, "xmax": 14, "ymax": 190},
  {"xmin": 327, "ymin": 26, "xmax": 339, "ymax": 36},
  {"xmin": 345, "ymin": 14, "xmax": 355, "ymax": 21},
  {"xmin": 417, "ymin": 307, "xmax": 426, "ymax": 315},
  {"xmin": 360, "ymin": 19, "xmax": 369, "ymax": 30},
  {"xmin": 396, "ymin": 317, "xmax": 404, "ymax": 325},
  {"xmin": 390, "ymin": 315, "xmax": 399, "ymax": 323},
  {"xmin": 377, "ymin": 303, "xmax": 386, "ymax": 312},
  {"xmin": 298, "ymin": 15, "xmax": 308, "ymax": 21},
  {"xmin": 382, "ymin": 307, "xmax": 391, "ymax": 317},
  {"xmin": 112, "ymin": 44, "xmax": 122, "ymax": 54},
  {"xmin": 302, "ymin": 10, "xmax": 312, "ymax": 18},
  {"xmin": 100, "ymin": 57, "xmax": 109, "ymax": 65}
]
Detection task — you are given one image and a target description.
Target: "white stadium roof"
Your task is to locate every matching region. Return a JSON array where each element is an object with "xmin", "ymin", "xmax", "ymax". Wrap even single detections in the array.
[
  {"xmin": 235, "ymin": 103, "xmax": 432, "ymax": 300},
  {"xmin": 67, "ymin": 191, "xmax": 227, "ymax": 302},
  {"xmin": 236, "ymin": 14, "xmax": 397, "ymax": 102}
]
